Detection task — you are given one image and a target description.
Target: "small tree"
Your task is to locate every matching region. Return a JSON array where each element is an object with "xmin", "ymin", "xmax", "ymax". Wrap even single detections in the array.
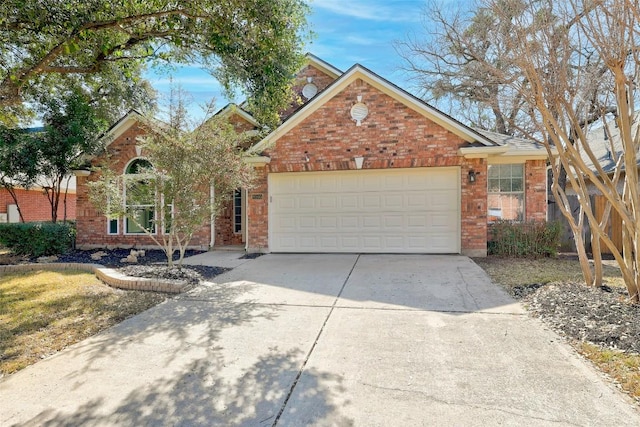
[
  {"xmin": 0, "ymin": 126, "xmax": 39, "ymax": 222},
  {"xmin": 35, "ymin": 89, "xmax": 108, "ymax": 223},
  {"xmin": 89, "ymin": 104, "xmax": 254, "ymax": 267}
]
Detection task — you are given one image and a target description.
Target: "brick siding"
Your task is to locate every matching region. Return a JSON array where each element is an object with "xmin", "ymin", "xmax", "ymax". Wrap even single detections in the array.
[
  {"xmin": 76, "ymin": 122, "xmax": 212, "ymax": 250},
  {"xmin": 0, "ymin": 188, "xmax": 76, "ymax": 222},
  {"xmin": 247, "ymin": 77, "xmax": 491, "ymax": 256}
]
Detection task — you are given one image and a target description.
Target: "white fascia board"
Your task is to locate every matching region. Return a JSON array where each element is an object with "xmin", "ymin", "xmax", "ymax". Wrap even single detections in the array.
[
  {"xmin": 305, "ymin": 54, "xmax": 343, "ymax": 79},
  {"xmin": 243, "ymin": 156, "xmax": 271, "ymax": 167},
  {"xmin": 217, "ymin": 104, "xmax": 260, "ymax": 127},
  {"xmin": 457, "ymin": 146, "xmax": 509, "ymax": 158},
  {"xmin": 103, "ymin": 110, "xmax": 142, "ymax": 148}
]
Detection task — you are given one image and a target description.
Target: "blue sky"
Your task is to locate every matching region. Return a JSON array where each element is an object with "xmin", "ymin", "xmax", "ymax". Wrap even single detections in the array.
[{"xmin": 147, "ymin": 0, "xmax": 461, "ymax": 121}]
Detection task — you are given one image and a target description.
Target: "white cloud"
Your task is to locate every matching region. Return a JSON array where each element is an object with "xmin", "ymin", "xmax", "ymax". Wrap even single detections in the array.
[{"xmin": 311, "ymin": 0, "xmax": 421, "ymax": 22}]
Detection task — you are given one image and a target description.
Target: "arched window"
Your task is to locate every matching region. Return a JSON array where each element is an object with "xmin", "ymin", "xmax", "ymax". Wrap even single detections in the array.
[{"xmin": 124, "ymin": 158, "xmax": 155, "ymax": 234}]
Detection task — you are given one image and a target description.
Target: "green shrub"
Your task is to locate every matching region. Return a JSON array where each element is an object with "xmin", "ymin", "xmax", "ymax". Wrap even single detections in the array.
[
  {"xmin": 0, "ymin": 222, "xmax": 76, "ymax": 257},
  {"xmin": 488, "ymin": 220, "xmax": 561, "ymax": 258}
]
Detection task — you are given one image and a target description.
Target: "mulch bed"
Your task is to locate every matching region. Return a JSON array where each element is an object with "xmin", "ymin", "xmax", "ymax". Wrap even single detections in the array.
[
  {"xmin": 0, "ymin": 249, "xmax": 229, "ymax": 285},
  {"xmin": 507, "ymin": 282, "xmax": 640, "ymax": 354}
]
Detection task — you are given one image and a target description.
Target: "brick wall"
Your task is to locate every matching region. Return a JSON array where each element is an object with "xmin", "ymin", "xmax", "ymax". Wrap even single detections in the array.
[
  {"xmin": 0, "ymin": 188, "xmax": 76, "ymax": 222},
  {"xmin": 280, "ymin": 64, "xmax": 338, "ymax": 119},
  {"xmin": 246, "ymin": 167, "xmax": 269, "ymax": 251},
  {"xmin": 246, "ymin": 78, "xmax": 490, "ymax": 256},
  {"xmin": 214, "ymin": 198, "xmax": 243, "ymax": 247},
  {"xmin": 76, "ymin": 122, "xmax": 211, "ymax": 250},
  {"xmin": 525, "ymin": 159, "xmax": 548, "ymax": 221}
]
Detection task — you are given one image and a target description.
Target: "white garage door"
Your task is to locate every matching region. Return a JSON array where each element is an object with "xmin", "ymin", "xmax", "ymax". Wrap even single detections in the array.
[{"xmin": 268, "ymin": 167, "xmax": 460, "ymax": 253}]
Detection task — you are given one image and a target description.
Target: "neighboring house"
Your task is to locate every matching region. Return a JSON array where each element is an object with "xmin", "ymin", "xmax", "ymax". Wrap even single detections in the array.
[
  {"xmin": 75, "ymin": 54, "xmax": 550, "ymax": 256},
  {"xmin": 557, "ymin": 114, "xmax": 640, "ymax": 253},
  {"xmin": 0, "ymin": 179, "xmax": 76, "ymax": 223}
]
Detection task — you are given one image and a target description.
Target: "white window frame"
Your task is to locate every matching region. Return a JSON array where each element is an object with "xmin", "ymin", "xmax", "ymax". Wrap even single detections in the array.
[
  {"xmin": 107, "ymin": 216, "xmax": 119, "ymax": 235},
  {"xmin": 233, "ymin": 189, "xmax": 243, "ymax": 234},
  {"xmin": 123, "ymin": 158, "xmax": 157, "ymax": 235},
  {"xmin": 487, "ymin": 163, "xmax": 525, "ymax": 222}
]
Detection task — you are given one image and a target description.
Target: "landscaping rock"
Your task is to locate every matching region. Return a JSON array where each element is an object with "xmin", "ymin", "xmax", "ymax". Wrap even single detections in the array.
[
  {"xmin": 37, "ymin": 255, "xmax": 58, "ymax": 263},
  {"xmin": 90, "ymin": 251, "xmax": 108, "ymax": 260},
  {"xmin": 522, "ymin": 282, "xmax": 640, "ymax": 354}
]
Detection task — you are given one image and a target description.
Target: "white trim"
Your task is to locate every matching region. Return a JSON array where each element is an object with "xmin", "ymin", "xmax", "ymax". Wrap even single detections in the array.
[
  {"xmin": 123, "ymin": 157, "xmax": 157, "ymax": 235},
  {"xmin": 248, "ymin": 65, "xmax": 497, "ymax": 155},
  {"xmin": 210, "ymin": 184, "xmax": 215, "ymax": 247},
  {"xmin": 304, "ymin": 53, "xmax": 343, "ymax": 79},
  {"xmin": 216, "ymin": 104, "xmax": 260, "ymax": 127},
  {"xmin": 457, "ymin": 146, "xmax": 509, "ymax": 158},
  {"xmin": 107, "ymin": 217, "xmax": 119, "ymax": 235},
  {"xmin": 233, "ymin": 189, "xmax": 243, "ymax": 235},
  {"xmin": 487, "ymin": 164, "xmax": 526, "ymax": 222},
  {"xmin": 244, "ymin": 156, "xmax": 271, "ymax": 166},
  {"xmin": 103, "ymin": 110, "xmax": 143, "ymax": 150}
]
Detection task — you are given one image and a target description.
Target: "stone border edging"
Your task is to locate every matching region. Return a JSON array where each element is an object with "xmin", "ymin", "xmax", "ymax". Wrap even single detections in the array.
[{"xmin": 0, "ymin": 263, "xmax": 193, "ymax": 294}]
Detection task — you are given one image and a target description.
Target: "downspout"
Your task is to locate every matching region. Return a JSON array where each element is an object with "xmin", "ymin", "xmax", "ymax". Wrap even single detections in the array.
[
  {"xmin": 209, "ymin": 183, "xmax": 215, "ymax": 249},
  {"xmin": 244, "ymin": 187, "xmax": 249, "ymax": 253}
]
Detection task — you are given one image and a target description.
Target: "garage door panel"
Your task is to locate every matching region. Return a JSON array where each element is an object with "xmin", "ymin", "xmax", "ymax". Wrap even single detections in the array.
[
  {"xmin": 362, "ymin": 195, "xmax": 381, "ymax": 208},
  {"xmin": 269, "ymin": 168, "xmax": 460, "ymax": 253},
  {"xmin": 299, "ymin": 217, "xmax": 316, "ymax": 229},
  {"xmin": 407, "ymin": 215, "xmax": 428, "ymax": 228},
  {"xmin": 384, "ymin": 215, "xmax": 404, "ymax": 228},
  {"xmin": 339, "ymin": 195, "xmax": 359, "ymax": 209},
  {"xmin": 407, "ymin": 193, "xmax": 428, "ymax": 208},
  {"xmin": 340, "ymin": 216, "xmax": 359, "ymax": 228},
  {"xmin": 298, "ymin": 196, "xmax": 316, "ymax": 209},
  {"xmin": 428, "ymin": 191, "xmax": 458, "ymax": 210}
]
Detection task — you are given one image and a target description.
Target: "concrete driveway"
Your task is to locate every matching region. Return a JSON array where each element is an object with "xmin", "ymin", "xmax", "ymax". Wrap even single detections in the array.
[{"xmin": 2, "ymin": 254, "xmax": 639, "ymax": 426}]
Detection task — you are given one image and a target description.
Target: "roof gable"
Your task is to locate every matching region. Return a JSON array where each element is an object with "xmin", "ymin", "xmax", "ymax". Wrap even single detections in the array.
[
  {"xmin": 304, "ymin": 53, "xmax": 343, "ymax": 79},
  {"xmin": 215, "ymin": 103, "xmax": 260, "ymax": 128},
  {"xmin": 249, "ymin": 64, "xmax": 499, "ymax": 154},
  {"xmin": 103, "ymin": 109, "xmax": 143, "ymax": 148}
]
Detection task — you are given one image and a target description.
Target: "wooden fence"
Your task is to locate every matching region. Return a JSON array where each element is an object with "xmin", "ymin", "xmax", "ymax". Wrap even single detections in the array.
[
  {"xmin": 593, "ymin": 195, "xmax": 624, "ymax": 254},
  {"xmin": 549, "ymin": 194, "xmax": 624, "ymax": 254}
]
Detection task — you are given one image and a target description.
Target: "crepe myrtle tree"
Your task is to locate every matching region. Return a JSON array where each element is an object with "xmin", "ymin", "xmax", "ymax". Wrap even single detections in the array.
[
  {"xmin": 88, "ymin": 107, "xmax": 255, "ymax": 267},
  {"xmin": 491, "ymin": 0, "xmax": 640, "ymax": 301}
]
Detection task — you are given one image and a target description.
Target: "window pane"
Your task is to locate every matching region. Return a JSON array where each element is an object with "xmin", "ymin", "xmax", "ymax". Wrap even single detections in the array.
[
  {"xmin": 487, "ymin": 164, "xmax": 525, "ymax": 221},
  {"xmin": 109, "ymin": 218, "xmax": 118, "ymax": 234},
  {"xmin": 127, "ymin": 208, "xmax": 154, "ymax": 233},
  {"xmin": 511, "ymin": 164, "xmax": 524, "ymax": 178},
  {"xmin": 126, "ymin": 179, "xmax": 154, "ymax": 205},
  {"xmin": 512, "ymin": 178, "xmax": 523, "ymax": 192},
  {"xmin": 126, "ymin": 158, "xmax": 152, "ymax": 174},
  {"xmin": 500, "ymin": 178, "xmax": 512, "ymax": 192},
  {"xmin": 488, "ymin": 178, "xmax": 501, "ymax": 192}
]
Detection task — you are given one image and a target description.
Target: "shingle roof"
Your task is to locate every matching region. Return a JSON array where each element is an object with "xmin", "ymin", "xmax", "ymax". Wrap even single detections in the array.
[
  {"xmin": 472, "ymin": 128, "xmax": 545, "ymax": 152},
  {"xmin": 579, "ymin": 114, "xmax": 640, "ymax": 174}
]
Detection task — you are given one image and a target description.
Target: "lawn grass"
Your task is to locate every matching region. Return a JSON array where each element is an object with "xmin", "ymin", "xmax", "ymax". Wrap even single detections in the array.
[
  {"xmin": 474, "ymin": 257, "xmax": 625, "ymax": 289},
  {"xmin": 579, "ymin": 342, "xmax": 640, "ymax": 401},
  {"xmin": 0, "ymin": 269, "xmax": 167, "ymax": 376}
]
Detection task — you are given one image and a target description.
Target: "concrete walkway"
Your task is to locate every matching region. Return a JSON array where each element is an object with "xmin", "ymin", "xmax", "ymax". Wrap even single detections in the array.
[{"xmin": 1, "ymin": 254, "xmax": 639, "ymax": 426}]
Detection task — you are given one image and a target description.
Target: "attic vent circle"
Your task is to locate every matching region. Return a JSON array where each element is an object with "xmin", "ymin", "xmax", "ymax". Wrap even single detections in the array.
[
  {"xmin": 302, "ymin": 83, "xmax": 318, "ymax": 99},
  {"xmin": 350, "ymin": 102, "xmax": 369, "ymax": 126}
]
